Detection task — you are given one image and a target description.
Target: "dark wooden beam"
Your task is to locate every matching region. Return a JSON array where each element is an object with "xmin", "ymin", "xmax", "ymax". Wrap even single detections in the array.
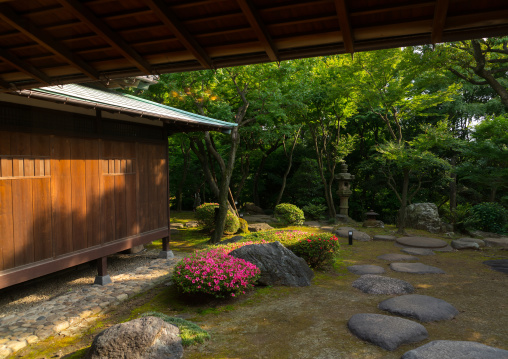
[
  {"xmin": 0, "ymin": 4, "xmax": 100, "ymax": 80},
  {"xmin": 431, "ymin": 0, "xmax": 449, "ymax": 44},
  {"xmin": 236, "ymin": 0, "xmax": 279, "ymax": 62},
  {"xmin": 145, "ymin": 0, "xmax": 212, "ymax": 69},
  {"xmin": 334, "ymin": 0, "xmax": 354, "ymax": 53},
  {"xmin": 0, "ymin": 48, "xmax": 52, "ymax": 84},
  {"xmin": 0, "ymin": 77, "xmax": 10, "ymax": 89},
  {"xmin": 56, "ymin": 0, "xmax": 153, "ymax": 74}
]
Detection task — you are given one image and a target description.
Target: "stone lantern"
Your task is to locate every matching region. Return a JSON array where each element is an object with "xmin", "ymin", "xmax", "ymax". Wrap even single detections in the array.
[
  {"xmin": 363, "ymin": 210, "xmax": 384, "ymax": 228},
  {"xmin": 336, "ymin": 162, "xmax": 354, "ymax": 217}
]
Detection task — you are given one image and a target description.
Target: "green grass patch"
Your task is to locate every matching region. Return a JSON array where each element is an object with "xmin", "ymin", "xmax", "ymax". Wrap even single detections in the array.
[{"xmin": 140, "ymin": 311, "xmax": 211, "ymax": 346}]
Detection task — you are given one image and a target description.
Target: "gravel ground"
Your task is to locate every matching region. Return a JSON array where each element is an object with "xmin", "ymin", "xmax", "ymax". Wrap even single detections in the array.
[{"xmin": 0, "ymin": 249, "xmax": 168, "ymax": 318}]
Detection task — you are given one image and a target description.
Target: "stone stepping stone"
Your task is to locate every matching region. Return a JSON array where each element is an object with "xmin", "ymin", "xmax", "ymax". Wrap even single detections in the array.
[
  {"xmin": 377, "ymin": 253, "xmax": 418, "ymax": 261},
  {"xmin": 378, "ymin": 294, "xmax": 458, "ymax": 322},
  {"xmin": 373, "ymin": 235, "xmax": 397, "ymax": 241},
  {"xmin": 352, "ymin": 275, "xmax": 414, "ymax": 295},
  {"xmin": 451, "ymin": 238, "xmax": 481, "ymax": 250},
  {"xmin": 334, "ymin": 227, "xmax": 372, "ymax": 242},
  {"xmin": 347, "ymin": 313, "xmax": 428, "ymax": 351},
  {"xmin": 401, "ymin": 340, "xmax": 508, "ymax": 359},
  {"xmin": 396, "ymin": 236, "xmax": 448, "ymax": 249},
  {"xmin": 347, "ymin": 265, "xmax": 385, "ymax": 275},
  {"xmin": 401, "ymin": 248, "xmax": 435, "ymax": 256},
  {"xmin": 484, "ymin": 237, "xmax": 508, "ymax": 249},
  {"xmin": 483, "ymin": 259, "xmax": 508, "ymax": 274},
  {"xmin": 390, "ymin": 263, "xmax": 445, "ymax": 274}
]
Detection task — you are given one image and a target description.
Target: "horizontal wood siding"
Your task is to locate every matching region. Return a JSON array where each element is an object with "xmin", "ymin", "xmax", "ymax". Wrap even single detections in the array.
[{"xmin": 0, "ymin": 131, "xmax": 169, "ymax": 289}]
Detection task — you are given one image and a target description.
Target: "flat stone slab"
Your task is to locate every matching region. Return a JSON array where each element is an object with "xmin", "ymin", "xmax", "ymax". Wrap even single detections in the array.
[
  {"xmin": 347, "ymin": 265, "xmax": 385, "ymax": 275},
  {"xmin": 347, "ymin": 313, "xmax": 428, "ymax": 351},
  {"xmin": 378, "ymin": 294, "xmax": 459, "ymax": 322},
  {"xmin": 451, "ymin": 239, "xmax": 480, "ymax": 250},
  {"xmin": 457, "ymin": 237, "xmax": 486, "ymax": 247},
  {"xmin": 401, "ymin": 340, "xmax": 508, "ymax": 359},
  {"xmin": 390, "ymin": 262, "xmax": 445, "ymax": 274},
  {"xmin": 377, "ymin": 253, "xmax": 418, "ymax": 261},
  {"xmin": 484, "ymin": 237, "xmax": 508, "ymax": 249},
  {"xmin": 352, "ymin": 275, "xmax": 414, "ymax": 295},
  {"xmin": 483, "ymin": 259, "xmax": 508, "ymax": 274},
  {"xmin": 373, "ymin": 235, "xmax": 397, "ymax": 241},
  {"xmin": 401, "ymin": 248, "xmax": 435, "ymax": 256},
  {"xmin": 334, "ymin": 227, "xmax": 372, "ymax": 242},
  {"xmin": 396, "ymin": 236, "xmax": 448, "ymax": 249}
]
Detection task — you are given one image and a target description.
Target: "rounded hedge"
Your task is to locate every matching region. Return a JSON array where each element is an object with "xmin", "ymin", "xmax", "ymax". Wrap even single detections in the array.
[
  {"xmin": 274, "ymin": 203, "xmax": 305, "ymax": 225},
  {"xmin": 195, "ymin": 203, "xmax": 240, "ymax": 234},
  {"xmin": 288, "ymin": 233, "xmax": 339, "ymax": 268}
]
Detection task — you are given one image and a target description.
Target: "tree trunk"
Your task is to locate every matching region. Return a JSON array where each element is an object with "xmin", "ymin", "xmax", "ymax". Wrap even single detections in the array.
[
  {"xmin": 396, "ymin": 169, "xmax": 410, "ymax": 234},
  {"xmin": 252, "ymin": 155, "xmax": 267, "ymax": 207},
  {"xmin": 449, "ymin": 157, "xmax": 457, "ymax": 226},
  {"xmin": 234, "ymin": 154, "xmax": 250, "ymax": 205},
  {"xmin": 275, "ymin": 129, "xmax": 301, "ymax": 207},
  {"xmin": 211, "ymin": 127, "xmax": 240, "ymax": 243},
  {"xmin": 490, "ymin": 186, "xmax": 497, "ymax": 202},
  {"xmin": 190, "ymin": 138, "xmax": 220, "ymax": 199},
  {"xmin": 175, "ymin": 143, "xmax": 191, "ymax": 212}
]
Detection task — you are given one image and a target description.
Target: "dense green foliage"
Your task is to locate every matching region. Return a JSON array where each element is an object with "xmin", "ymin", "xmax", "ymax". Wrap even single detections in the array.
[
  {"xmin": 129, "ymin": 37, "xmax": 508, "ymax": 234},
  {"xmin": 287, "ymin": 233, "xmax": 340, "ymax": 268},
  {"xmin": 466, "ymin": 203, "xmax": 508, "ymax": 234},
  {"xmin": 195, "ymin": 203, "xmax": 240, "ymax": 234},
  {"xmin": 274, "ymin": 203, "xmax": 305, "ymax": 225}
]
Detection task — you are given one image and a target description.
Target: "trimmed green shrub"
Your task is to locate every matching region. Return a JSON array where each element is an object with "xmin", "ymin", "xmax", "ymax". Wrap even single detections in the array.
[
  {"xmin": 195, "ymin": 203, "xmax": 240, "ymax": 234},
  {"xmin": 302, "ymin": 203, "xmax": 327, "ymax": 220},
  {"xmin": 466, "ymin": 202, "xmax": 508, "ymax": 234},
  {"xmin": 288, "ymin": 233, "xmax": 339, "ymax": 268},
  {"xmin": 274, "ymin": 203, "xmax": 305, "ymax": 225},
  {"xmin": 140, "ymin": 312, "xmax": 210, "ymax": 346},
  {"xmin": 237, "ymin": 218, "xmax": 250, "ymax": 234}
]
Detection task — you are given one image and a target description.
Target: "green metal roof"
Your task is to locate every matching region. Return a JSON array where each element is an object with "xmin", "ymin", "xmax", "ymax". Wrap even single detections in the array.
[{"xmin": 24, "ymin": 84, "xmax": 236, "ymax": 132}]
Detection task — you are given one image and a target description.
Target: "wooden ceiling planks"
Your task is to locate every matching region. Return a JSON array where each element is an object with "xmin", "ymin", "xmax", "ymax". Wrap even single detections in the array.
[{"xmin": 0, "ymin": 0, "xmax": 507, "ymax": 91}]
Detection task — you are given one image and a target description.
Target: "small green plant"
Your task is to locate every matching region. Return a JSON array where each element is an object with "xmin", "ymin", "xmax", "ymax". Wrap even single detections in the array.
[
  {"xmin": 173, "ymin": 248, "xmax": 260, "ymax": 299},
  {"xmin": 195, "ymin": 203, "xmax": 240, "ymax": 234},
  {"xmin": 465, "ymin": 202, "xmax": 508, "ymax": 234},
  {"xmin": 237, "ymin": 218, "xmax": 250, "ymax": 234},
  {"xmin": 274, "ymin": 203, "xmax": 305, "ymax": 225},
  {"xmin": 288, "ymin": 233, "xmax": 339, "ymax": 268},
  {"xmin": 140, "ymin": 312, "xmax": 210, "ymax": 346}
]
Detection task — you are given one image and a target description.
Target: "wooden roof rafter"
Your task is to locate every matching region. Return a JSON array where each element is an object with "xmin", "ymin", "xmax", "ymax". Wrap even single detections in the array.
[
  {"xmin": 334, "ymin": 0, "xmax": 354, "ymax": 53},
  {"xmin": 236, "ymin": 0, "xmax": 279, "ymax": 62},
  {"xmin": 144, "ymin": 0, "xmax": 213, "ymax": 69},
  {"xmin": 55, "ymin": 0, "xmax": 153, "ymax": 75},
  {"xmin": 0, "ymin": 48, "xmax": 52, "ymax": 85},
  {"xmin": 0, "ymin": 3, "xmax": 100, "ymax": 81},
  {"xmin": 432, "ymin": 0, "xmax": 450, "ymax": 44}
]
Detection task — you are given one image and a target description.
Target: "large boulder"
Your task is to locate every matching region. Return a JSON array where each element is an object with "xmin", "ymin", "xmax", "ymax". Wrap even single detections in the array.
[
  {"xmin": 243, "ymin": 203, "xmax": 265, "ymax": 214},
  {"xmin": 86, "ymin": 316, "xmax": 183, "ymax": 359},
  {"xmin": 229, "ymin": 242, "xmax": 314, "ymax": 286},
  {"xmin": 248, "ymin": 223, "xmax": 274, "ymax": 232},
  {"xmin": 405, "ymin": 203, "xmax": 442, "ymax": 233},
  {"xmin": 484, "ymin": 237, "xmax": 508, "ymax": 249}
]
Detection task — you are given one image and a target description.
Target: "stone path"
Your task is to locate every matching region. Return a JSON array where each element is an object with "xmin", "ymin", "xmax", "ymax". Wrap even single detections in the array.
[
  {"xmin": 348, "ymin": 239, "xmax": 508, "ymax": 356},
  {"xmin": 0, "ymin": 255, "xmax": 181, "ymax": 358}
]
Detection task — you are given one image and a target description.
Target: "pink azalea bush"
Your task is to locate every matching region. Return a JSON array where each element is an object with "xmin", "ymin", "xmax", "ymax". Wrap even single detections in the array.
[
  {"xmin": 288, "ymin": 233, "xmax": 339, "ymax": 268},
  {"xmin": 173, "ymin": 248, "xmax": 261, "ymax": 299}
]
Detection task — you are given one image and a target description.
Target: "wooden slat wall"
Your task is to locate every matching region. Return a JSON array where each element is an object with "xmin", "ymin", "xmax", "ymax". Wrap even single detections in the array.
[{"xmin": 0, "ymin": 131, "xmax": 168, "ymax": 275}]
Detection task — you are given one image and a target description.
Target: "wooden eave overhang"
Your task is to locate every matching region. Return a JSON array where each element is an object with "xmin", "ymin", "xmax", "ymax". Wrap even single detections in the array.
[{"xmin": 0, "ymin": 0, "xmax": 507, "ymax": 91}]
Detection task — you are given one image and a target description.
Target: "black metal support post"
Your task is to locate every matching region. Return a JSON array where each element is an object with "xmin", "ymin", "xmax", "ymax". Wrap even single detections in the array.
[{"xmin": 348, "ymin": 230, "xmax": 353, "ymax": 245}]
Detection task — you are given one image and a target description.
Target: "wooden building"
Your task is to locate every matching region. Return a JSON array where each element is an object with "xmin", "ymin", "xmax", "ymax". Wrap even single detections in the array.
[{"xmin": 0, "ymin": 84, "xmax": 235, "ymax": 289}]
